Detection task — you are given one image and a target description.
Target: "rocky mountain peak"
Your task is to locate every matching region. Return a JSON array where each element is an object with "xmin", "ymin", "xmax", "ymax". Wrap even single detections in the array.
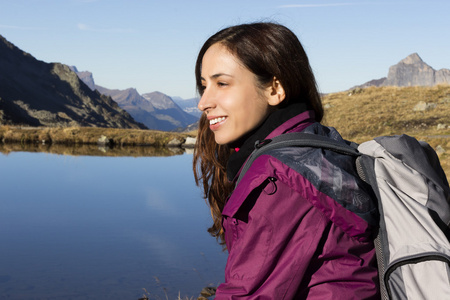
[
  {"xmin": 69, "ymin": 66, "xmax": 95, "ymax": 90},
  {"xmin": 142, "ymin": 91, "xmax": 177, "ymax": 110},
  {"xmin": 400, "ymin": 53, "xmax": 423, "ymax": 65},
  {"xmin": 354, "ymin": 53, "xmax": 450, "ymax": 89},
  {"xmin": 0, "ymin": 34, "xmax": 33, "ymax": 60}
]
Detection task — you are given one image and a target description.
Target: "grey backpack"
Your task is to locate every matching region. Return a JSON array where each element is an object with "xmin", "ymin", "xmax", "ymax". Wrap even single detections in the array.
[{"xmin": 237, "ymin": 132, "xmax": 450, "ymax": 300}]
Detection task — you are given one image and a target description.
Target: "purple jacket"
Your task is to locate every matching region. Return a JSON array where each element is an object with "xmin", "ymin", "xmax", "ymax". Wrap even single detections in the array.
[{"xmin": 216, "ymin": 111, "xmax": 379, "ymax": 299}]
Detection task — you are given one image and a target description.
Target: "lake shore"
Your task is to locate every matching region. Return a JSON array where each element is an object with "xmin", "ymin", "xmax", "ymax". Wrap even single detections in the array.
[
  {"xmin": 0, "ymin": 124, "xmax": 448, "ymax": 178},
  {"xmin": 0, "ymin": 126, "xmax": 196, "ymax": 148}
]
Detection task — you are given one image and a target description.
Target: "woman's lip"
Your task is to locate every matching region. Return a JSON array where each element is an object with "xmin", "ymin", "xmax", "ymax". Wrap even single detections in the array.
[{"xmin": 209, "ymin": 116, "xmax": 227, "ymax": 129}]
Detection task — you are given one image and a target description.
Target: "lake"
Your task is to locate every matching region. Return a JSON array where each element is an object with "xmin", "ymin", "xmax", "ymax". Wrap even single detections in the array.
[{"xmin": 0, "ymin": 146, "xmax": 227, "ymax": 300}]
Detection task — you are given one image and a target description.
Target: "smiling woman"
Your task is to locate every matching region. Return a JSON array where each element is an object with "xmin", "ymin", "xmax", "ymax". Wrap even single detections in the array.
[
  {"xmin": 192, "ymin": 22, "xmax": 379, "ymax": 299},
  {"xmin": 197, "ymin": 43, "xmax": 281, "ymax": 145}
]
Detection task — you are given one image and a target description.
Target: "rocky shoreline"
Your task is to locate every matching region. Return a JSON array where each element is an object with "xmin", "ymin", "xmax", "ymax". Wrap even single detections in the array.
[{"xmin": 0, "ymin": 126, "xmax": 197, "ymax": 149}]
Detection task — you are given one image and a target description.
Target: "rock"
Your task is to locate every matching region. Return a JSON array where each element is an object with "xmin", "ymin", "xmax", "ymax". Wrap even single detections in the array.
[
  {"xmin": 413, "ymin": 101, "xmax": 427, "ymax": 111},
  {"xmin": 436, "ymin": 145, "xmax": 445, "ymax": 156},
  {"xmin": 168, "ymin": 147, "xmax": 184, "ymax": 155},
  {"xmin": 413, "ymin": 101, "xmax": 436, "ymax": 112},
  {"xmin": 437, "ymin": 124, "xmax": 447, "ymax": 130},
  {"xmin": 97, "ymin": 146, "xmax": 108, "ymax": 153},
  {"xmin": 324, "ymin": 103, "xmax": 333, "ymax": 109},
  {"xmin": 199, "ymin": 286, "xmax": 217, "ymax": 298},
  {"xmin": 427, "ymin": 103, "xmax": 437, "ymax": 110},
  {"xmin": 167, "ymin": 138, "xmax": 183, "ymax": 147},
  {"xmin": 97, "ymin": 135, "xmax": 110, "ymax": 145},
  {"xmin": 182, "ymin": 136, "xmax": 197, "ymax": 148},
  {"xmin": 184, "ymin": 148, "xmax": 194, "ymax": 155}
]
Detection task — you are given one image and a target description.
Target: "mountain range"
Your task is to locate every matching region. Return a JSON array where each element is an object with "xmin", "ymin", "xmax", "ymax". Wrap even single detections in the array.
[
  {"xmin": 172, "ymin": 96, "xmax": 202, "ymax": 118},
  {"xmin": 0, "ymin": 35, "xmax": 145, "ymax": 129},
  {"xmin": 1, "ymin": 32, "xmax": 449, "ymax": 130},
  {"xmin": 69, "ymin": 66, "xmax": 199, "ymax": 131}
]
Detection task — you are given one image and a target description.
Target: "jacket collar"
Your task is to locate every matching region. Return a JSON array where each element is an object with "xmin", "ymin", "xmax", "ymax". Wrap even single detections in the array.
[{"xmin": 226, "ymin": 102, "xmax": 315, "ymax": 182}]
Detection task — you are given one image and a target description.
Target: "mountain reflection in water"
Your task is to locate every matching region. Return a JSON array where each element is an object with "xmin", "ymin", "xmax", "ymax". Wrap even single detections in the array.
[{"xmin": 0, "ymin": 143, "xmax": 192, "ymax": 157}]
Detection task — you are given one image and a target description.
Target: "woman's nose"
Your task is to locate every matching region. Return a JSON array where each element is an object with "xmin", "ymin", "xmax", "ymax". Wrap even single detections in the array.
[{"xmin": 197, "ymin": 91, "xmax": 214, "ymax": 112}]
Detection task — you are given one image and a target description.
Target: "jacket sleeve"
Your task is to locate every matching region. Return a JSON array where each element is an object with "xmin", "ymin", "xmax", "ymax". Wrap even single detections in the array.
[{"xmin": 216, "ymin": 175, "xmax": 379, "ymax": 299}]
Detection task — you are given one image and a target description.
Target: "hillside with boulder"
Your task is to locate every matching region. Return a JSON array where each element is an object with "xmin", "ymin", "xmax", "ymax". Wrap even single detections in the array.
[{"xmin": 321, "ymin": 85, "xmax": 450, "ymax": 176}]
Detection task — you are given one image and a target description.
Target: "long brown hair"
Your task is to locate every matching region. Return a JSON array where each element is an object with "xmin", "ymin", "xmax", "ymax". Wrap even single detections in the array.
[{"xmin": 193, "ymin": 22, "xmax": 323, "ymax": 244}]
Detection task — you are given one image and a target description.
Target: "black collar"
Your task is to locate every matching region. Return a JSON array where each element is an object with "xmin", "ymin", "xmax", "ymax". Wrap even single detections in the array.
[{"xmin": 226, "ymin": 102, "xmax": 309, "ymax": 182}]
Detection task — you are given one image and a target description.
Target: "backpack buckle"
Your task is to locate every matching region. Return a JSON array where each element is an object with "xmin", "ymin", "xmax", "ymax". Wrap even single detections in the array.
[{"xmin": 255, "ymin": 139, "xmax": 272, "ymax": 149}]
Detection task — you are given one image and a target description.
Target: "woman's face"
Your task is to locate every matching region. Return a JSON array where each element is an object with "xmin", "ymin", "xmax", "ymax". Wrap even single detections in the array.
[{"xmin": 198, "ymin": 43, "xmax": 272, "ymax": 145}]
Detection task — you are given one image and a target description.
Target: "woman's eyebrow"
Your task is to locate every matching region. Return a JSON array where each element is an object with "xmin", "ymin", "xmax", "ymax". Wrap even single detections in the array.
[{"xmin": 201, "ymin": 73, "xmax": 234, "ymax": 81}]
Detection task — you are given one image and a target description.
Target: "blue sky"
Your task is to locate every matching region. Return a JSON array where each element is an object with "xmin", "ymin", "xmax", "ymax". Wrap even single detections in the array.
[{"xmin": 1, "ymin": 0, "xmax": 449, "ymax": 99}]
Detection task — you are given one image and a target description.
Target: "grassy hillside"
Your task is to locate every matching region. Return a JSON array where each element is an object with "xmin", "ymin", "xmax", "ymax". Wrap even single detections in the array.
[{"xmin": 321, "ymin": 85, "xmax": 450, "ymax": 179}]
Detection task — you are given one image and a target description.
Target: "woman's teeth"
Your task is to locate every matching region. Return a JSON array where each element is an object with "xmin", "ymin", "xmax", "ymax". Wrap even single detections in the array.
[{"xmin": 210, "ymin": 117, "xmax": 226, "ymax": 125}]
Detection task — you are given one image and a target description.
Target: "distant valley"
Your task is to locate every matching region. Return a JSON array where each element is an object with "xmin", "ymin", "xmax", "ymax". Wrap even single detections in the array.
[{"xmin": 70, "ymin": 66, "xmax": 200, "ymax": 131}]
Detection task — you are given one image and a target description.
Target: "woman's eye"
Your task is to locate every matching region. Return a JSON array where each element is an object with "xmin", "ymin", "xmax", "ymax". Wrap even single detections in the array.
[{"xmin": 218, "ymin": 82, "xmax": 228, "ymax": 87}]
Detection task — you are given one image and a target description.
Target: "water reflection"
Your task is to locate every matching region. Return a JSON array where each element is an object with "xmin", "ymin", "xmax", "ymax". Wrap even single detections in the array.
[
  {"xmin": 0, "ymin": 143, "xmax": 191, "ymax": 157},
  {"xmin": 0, "ymin": 148, "xmax": 226, "ymax": 300}
]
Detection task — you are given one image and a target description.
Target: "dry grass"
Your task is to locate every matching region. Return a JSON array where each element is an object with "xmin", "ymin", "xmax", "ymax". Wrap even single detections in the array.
[
  {"xmin": 321, "ymin": 85, "xmax": 450, "ymax": 179},
  {"xmin": 0, "ymin": 126, "xmax": 193, "ymax": 147}
]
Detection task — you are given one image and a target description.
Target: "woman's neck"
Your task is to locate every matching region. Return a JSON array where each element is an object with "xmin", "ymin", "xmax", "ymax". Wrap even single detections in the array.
[{"xmin": 226, "ymin": 102, "xmax": 311, "ymax": 182}]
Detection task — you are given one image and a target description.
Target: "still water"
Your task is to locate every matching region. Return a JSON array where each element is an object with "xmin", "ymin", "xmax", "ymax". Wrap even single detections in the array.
[{"xmin": 0, "ymin": 148, "xmax": 227, "ymax": 299}]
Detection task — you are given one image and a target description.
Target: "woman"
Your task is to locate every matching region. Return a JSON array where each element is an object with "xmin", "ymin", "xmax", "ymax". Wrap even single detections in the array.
[{"xmin": 193, "ymin": 22, "xmax": 379, "ymax": 299}]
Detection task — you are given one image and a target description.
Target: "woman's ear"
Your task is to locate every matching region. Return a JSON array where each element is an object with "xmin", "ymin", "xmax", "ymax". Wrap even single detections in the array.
[{"xmin": 266, "ymin": 77, "xmax": 286, "ymax": 106}]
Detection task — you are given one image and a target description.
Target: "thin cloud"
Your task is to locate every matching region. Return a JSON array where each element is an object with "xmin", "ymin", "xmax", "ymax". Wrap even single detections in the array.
[
  {"xmin": 77, "ymin": 23, "xmax": 134, "ymax": 33},
  {"xmin": 0, "ymin": 24, "xmax": 47, "ymax": 30},
  {"xmin": 279, "ymin": 3, "xmax": 356, "ymax": 8}
]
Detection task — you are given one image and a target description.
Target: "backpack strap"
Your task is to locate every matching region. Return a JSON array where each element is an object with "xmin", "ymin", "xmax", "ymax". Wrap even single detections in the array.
[{"xmin": 236, "ymin": 132, "xmax": 360, "ymax": 186}]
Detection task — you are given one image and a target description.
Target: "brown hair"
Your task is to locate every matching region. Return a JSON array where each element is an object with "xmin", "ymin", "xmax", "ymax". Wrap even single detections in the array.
[{"xmin": 193, "ymin": 22, "xmax": 323, "ymax": 244}]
